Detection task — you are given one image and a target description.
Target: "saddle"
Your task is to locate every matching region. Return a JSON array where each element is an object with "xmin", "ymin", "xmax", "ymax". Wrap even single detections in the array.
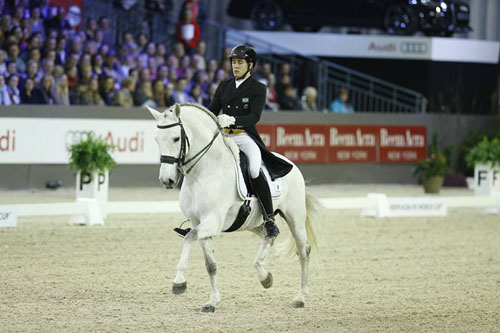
[
  {"xmin": 236, "ymin": 152, "xmax": 282, "ymax": 200},
  {"xmin": 174, "ymin": 151, "xmax": 283, "ymax": 237}
]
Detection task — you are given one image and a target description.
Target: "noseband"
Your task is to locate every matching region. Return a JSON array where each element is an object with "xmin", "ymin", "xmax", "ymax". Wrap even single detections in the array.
[{"xmin": 157, "ymin": 117, "xmax": 221, "ymax": 175}]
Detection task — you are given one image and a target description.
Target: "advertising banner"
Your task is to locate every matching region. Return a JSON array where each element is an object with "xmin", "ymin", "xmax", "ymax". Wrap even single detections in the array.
[{"xmin": 1, "ymin": 118, "xmax": 425, "ymax": 165}]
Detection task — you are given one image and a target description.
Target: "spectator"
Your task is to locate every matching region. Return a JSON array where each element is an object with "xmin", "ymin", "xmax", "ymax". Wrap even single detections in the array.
[
  {"xmin": 55, "ymin": 36, "xmax": 67, "ymax": 65},
  {"xmin": 7, "ymin": 43, "xmax": 26, "ymax": 73},
  {"xmin": 0, "ymin": 49, "xmax": 7, "ymax": 74},
  {"xmin": 330, "ymin": 87, "xmax": 355, "ymax": 113},
  {"xmin": 102, "ymin": 50, "xmax": 120, "ymax": 82},
  {"xmin": 29, "ymin": 6, "xmax": 45, "ymax": 38},
  {"xmin": 172, "ymin": 41, "xmax": 185, "ymax": 59},
  {"xmin": 91, "ymin": 53, "xmax": 104, "ymax": 77},
  {"xmin": 133, "ymin": 80, "xmax": 155, "ymax": 106},
  {"xmin": 122, "ymin": 32, "xmax": 137, "ymax": 53},
  {"xmin": 152, "ymin": 79, "xmax": 167, "ymax": 107},
  {"xmin": 117, "ymin": 53, "xmax": 134, "ymax": 80},
  {"xmin": 194, "ymin": 40, "xmax": 206, "ymax": 68},
  {"xmin": 137, "ymin": 33, "xmax": 148, "ymax": 52},
  {"xmin": 265, "ymin": 73, "xmax": 279, "ymax": 111},
  {"xmin": 176, "ymin": 8, "xmax": 200, "ymax": 54},
  {"xmin": 84, "ymin": 18, "xmax": 98, "ymax": 40},
  {"xmin": 203, "ymin": 81, "xmax": 216, "ymax": 107},
  {"xmin": 255, "ymin": 61, "xmax": 272, "ymax": 83},
  {"xmin": 65, "ymin": 65, "xmax": 78, "ymax": 90},
  {"xmin": 155, "ymin": 43, "xmax": 167, "ymax": 65},
  {"xmin": 54, "ymin": 74, "xmax": 70, "ymax": 105},
  {"xmin": 213, "ymin": 68, "xmax": 228, "ymax": 86},
  {"xmin": 79, "ymin": 64, "xmax": 93, "ymax": 85},
  {"xmin": 97, "ymin": 16, "xmax": 113, "ymax": 46},
  {"xmin": 156, "ymin": 64, "xmax": 169, "ymax": 85},
  {"xmin": 99, "ymin": 76, "xmax": 116, "ymax": 105},
  {"xmin": 39, "ymin": 73, "xmax": 56, "ymax": 104},
  {"xmin": 28, "ymin": 48, "xmax": 41, "ymax": 65},
  {"xmin": 20, "ymin": 77, "xmax": 44, "ymax": 104},
  {"xmin": 5, "ymin": 60, "xmax": 17, "ymax": 77},
  {"xmin": 6, "ymin": 74, "xmax": 20, "ymax": 104},
  {"xmin": 0, "ymin": 73, "xmax": 12, "ymax": 105},
  {"xmin": 179, "ymin": 0, "xmax": 207, "ymax": 27},
  {"xmin": 86, "ymin": 76, "xmax": 105, "ymax": 105},
  {"xmin": 165, "ymin": 82, "xmax": 175, "ymax": 107},
  {"xmin": 189, "ymin": 83, "xmax": 203, "ymax": 104},
  {"xmin": 45, "ymin": 6, "xmax": 71, "ymax": 33},
  {"xmin": 113, "ymin": 76, "xmax": 135, "ymax": 108},
  {"xmin": 172, "ymin": 78, "xmax": 191, "ymax": 103},
  {"xmin": 301, "ymin": 86, "xmax": 319, "ymax": 111},
  {"xmin": 72, "ymin": 82, "xmax": 89, "ymax": 105},
  {"xmin": 279, "ymin": 84, "xmax": 302, "ymax": 111}
]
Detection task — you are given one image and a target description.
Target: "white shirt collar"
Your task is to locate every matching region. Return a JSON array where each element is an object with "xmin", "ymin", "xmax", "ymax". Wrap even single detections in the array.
[{"xmin": 235, "ymin": 75, "xmax": 250, "ymax": 89}]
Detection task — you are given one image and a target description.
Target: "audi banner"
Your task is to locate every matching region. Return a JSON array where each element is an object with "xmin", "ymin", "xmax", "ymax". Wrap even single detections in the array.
[{"xmin": 0, "ymin": 118, "xmax": 426, "ymax": 165}]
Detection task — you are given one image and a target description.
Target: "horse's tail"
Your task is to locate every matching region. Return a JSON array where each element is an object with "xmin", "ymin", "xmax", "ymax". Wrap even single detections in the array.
[{"xmin": 280, "ymin": 191, "xmax": 322, "ymax": 257}]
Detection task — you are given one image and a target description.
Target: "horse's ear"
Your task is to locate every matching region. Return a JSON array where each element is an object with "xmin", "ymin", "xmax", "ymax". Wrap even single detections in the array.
[
  {"xmin": 174, "ymin": 103, "xmax": 181, "ymax": 117},
  {"xmin": 146, "ymin": 105, "xmax": 162, "ymax": 121}
]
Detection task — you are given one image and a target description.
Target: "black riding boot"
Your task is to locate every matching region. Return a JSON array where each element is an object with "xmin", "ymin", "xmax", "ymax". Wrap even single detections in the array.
[{"xmin": 252, "ymin": 172, "xmax": 280, "ymax": 238}]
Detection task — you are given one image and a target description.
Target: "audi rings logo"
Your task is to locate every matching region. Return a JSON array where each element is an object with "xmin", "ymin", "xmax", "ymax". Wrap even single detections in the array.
[
  {"xmin": 399, "ymin": 42, "xmax": 429, "ymax": 55},
  {"xmin": 65, "ymin": 130, "xmax": 95, "ymax": 148}
]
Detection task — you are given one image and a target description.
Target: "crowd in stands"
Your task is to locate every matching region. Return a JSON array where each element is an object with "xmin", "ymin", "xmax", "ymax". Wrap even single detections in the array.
[{"xmin": 0, "ymin": 0, "xmax": 354, "ymax": 113}]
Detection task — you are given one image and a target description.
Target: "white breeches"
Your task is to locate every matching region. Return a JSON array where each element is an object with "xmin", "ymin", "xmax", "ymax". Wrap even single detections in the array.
[{"xmin": 229, "ymin": 133, "xmax": 261, "ymax": 179}]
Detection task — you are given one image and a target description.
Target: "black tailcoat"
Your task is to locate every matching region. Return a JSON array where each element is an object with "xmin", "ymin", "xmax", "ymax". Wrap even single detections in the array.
[{"xmin": 208, "ymin": 76, "xmax": 293, "ymax": 180}]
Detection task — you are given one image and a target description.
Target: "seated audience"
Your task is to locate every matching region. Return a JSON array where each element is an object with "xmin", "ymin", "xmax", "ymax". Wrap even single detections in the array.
[
  {"xmin": 301, "ymin": 86, "xmax": 319, "ymax": 112},
  {"xmin": 330, "ymin": 87, "xmax": 355, "ymax": 113}
]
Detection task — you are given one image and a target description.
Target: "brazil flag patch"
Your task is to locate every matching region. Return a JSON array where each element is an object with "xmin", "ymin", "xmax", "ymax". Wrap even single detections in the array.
[{"xmin": 242, "ymin": 97, "xmax": 249, "ymax": 103}]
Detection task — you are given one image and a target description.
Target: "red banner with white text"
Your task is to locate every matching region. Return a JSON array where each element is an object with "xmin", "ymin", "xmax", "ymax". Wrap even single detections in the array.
[{"xmin": 257, "ymin": 124, "xmax": 426, "ymax": 164}]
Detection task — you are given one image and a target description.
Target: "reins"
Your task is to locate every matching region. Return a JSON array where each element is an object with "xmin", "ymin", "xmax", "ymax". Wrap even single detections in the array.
[{"xmin": 157, "ymin": 116, "xmax": 221, "ymax": 176}]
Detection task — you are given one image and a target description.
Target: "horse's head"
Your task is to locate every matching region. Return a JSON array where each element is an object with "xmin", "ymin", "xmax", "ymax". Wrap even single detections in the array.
[{"xmin": 147, "ymin": 104, "xmax": 186, "ymax": 189}]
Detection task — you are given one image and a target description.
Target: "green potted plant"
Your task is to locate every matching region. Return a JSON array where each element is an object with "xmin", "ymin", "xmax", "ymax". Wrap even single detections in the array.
[
  {"xmin": 68, "ymin": 133, "xmax": 115, "ymax": 202},
  {"xmin": 414, "ymin": 134, "xmax": 451, "ymax": 194},
  {"xmin": 465, "ymin": 137, "xmax": 500, "ymax": 195}
]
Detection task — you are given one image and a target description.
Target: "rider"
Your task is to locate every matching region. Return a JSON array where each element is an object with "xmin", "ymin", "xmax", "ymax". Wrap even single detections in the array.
[{"xmin": 208, "ymin": 44, "xmax": 293, "ymax": 238}]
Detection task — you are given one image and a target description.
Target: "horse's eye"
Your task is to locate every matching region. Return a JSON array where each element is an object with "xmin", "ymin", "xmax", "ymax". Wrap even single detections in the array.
[{"xmin": 173, "ymin": 137, "xmax": 180, "ymax": 143}]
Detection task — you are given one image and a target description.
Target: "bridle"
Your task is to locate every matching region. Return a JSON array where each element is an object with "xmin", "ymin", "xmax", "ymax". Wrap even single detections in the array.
[{"xmin": 157, "ymin": 116, "xmax": 221, "ymax": 176}]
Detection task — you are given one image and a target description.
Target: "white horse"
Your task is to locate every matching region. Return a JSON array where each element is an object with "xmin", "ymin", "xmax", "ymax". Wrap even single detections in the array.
[{"xmin": 147, "ymin": 103, "xmax": 320, "ymax": 312}]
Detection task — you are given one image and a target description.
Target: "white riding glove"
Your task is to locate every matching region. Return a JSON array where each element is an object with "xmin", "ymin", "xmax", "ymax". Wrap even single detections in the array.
[{"xmin": 217, "ymin": 114, "xmax": 236, "ymax": 128}]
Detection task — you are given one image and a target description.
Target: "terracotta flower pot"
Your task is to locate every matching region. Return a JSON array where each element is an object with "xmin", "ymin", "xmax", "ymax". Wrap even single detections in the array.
[{"xmin": 423, "ymin": 176, "xmax": 444, "ymax": 194}]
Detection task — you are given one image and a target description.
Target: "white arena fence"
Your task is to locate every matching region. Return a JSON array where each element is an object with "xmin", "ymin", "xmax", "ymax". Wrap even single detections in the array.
[{"xmin": 2, "ymin": 194, "xmax": 499, "ymax": 227}]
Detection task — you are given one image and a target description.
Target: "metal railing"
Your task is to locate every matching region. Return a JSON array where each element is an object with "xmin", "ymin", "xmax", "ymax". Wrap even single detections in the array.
[{"xmin": 206, "ymin": 20, "xmax": 428, "ymax": 113}]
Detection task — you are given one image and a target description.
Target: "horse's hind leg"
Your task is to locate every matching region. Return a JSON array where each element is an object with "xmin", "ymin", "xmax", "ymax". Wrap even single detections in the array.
[
  {"xmin": 172, "ymin": 229, "xmax": 198, "ymax": 294},
  {"xmin": 199, "ymin": 237, "xmax": 221, "ymax": 313},
  {"xmin": 282, "ymin": 208, "xmax": 310, "ymax": 308},
  {"xmin": 251, "ymin": 228, "xmax": 274, "ymax": 288}
]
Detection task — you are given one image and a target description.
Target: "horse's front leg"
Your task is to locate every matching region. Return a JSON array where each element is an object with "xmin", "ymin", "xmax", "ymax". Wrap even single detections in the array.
[
  {"xmin": 199, "ymin": 237, "xmax": 221, "ymax": 312},
  {"xmin": 172, "ymin": 229, "xmax": 198, "ymax": 294}
]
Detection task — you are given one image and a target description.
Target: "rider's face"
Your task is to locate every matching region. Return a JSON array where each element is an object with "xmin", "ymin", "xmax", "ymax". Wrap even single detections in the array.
[{"xmin": 232, "ymin": 58, "xmax": 250, "ymax": 79}]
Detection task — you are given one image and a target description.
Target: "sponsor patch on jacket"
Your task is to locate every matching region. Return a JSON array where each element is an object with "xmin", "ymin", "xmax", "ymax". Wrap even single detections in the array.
[{"xmin": 242, "ymin": 97, "xmax": 249, "ymax": 103}]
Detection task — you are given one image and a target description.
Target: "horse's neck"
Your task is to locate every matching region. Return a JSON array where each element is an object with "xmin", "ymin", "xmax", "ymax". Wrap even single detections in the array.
[{"xmin": 183, "ymin": 113, "xmax": 235, "ymax": 179}]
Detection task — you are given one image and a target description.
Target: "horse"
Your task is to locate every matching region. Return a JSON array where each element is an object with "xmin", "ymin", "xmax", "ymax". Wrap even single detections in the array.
[{"xmin": 147, "ymin": 103, "xmax": 321, "ymax": 313}]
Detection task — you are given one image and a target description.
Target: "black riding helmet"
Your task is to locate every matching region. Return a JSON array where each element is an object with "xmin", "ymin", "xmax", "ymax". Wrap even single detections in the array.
[
  {"xmin": 229, "ymin": 44, "xmax": 257, "ymax": 68},
  {"xmin": 229, "ymin": 45, "xmax": 257, "ymax": 79}
]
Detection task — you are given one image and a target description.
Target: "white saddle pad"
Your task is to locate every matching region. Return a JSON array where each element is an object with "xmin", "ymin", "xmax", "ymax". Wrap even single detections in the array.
[{"xmin": 234, "ymin": 158, "xmax": 283, "ymax": 200}]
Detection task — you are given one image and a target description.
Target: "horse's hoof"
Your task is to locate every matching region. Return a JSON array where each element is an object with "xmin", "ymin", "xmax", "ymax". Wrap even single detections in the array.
[
  {"xmin": 292, "ymin": 300, "xmax": 305, "ymax": 308},
  {"xmin": 172, "ymin": 281, "xmax": 187, "ymax": 294},
  {"xmin": 200, "ymin": 304, "xmax": 215, "ymax": 313},
  {"xmin": 260, "ymin": 272, "xmax": 273, "ymax": 289}
]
